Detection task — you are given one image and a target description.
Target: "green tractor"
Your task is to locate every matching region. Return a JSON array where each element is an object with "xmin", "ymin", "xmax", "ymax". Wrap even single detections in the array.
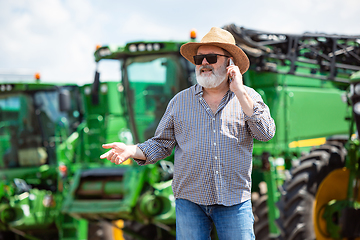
[
  {"xmin": 0, "ymin": 76, "xmax": 150, "ymax": 239},
  {"xmin": 0, "ymin": 78, "xmax": 89, "ymax": 240},
  {"xmin": 275, "ymin": 71, "xmax": 360, "ymax": 240},
  {"xmin": 222, "ymin": 24, "xmax": 360, "ymax": 239},
  {"xmin": 274, "ymin": 70, "xmax": 360, "ymax": 240}
]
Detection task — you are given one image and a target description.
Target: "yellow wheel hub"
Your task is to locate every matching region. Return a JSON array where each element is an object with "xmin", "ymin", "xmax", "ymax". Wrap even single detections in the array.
[{"xmin": 313, "ymin": 168, "xmax": 360, "ymax": 240}]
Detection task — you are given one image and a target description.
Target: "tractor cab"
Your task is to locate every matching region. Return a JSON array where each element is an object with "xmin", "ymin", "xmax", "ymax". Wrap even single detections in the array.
[
  {"xmin": 0, "ymin": 82, "xmax": 82, "ymax": 185},
  {"xmin": 94, "ymin": 41, "xmax": 195, "ymax": 144}
]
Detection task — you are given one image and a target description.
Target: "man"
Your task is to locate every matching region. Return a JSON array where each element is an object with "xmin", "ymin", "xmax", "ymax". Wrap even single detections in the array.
[{"xmin": 100, "ymin": 27, "xmax": 276, "ymax": 240}]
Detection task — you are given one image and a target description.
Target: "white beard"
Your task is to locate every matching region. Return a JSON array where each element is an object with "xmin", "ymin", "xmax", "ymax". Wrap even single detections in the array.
[{"xmin": 195, "ymin": 63, "xmax": 228, "ymax": 89}]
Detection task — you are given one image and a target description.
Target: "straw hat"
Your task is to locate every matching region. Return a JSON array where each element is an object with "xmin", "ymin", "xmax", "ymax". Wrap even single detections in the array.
[{"xmin": 180, "ymin": 27, "xmax": 250, "ymax": 74}]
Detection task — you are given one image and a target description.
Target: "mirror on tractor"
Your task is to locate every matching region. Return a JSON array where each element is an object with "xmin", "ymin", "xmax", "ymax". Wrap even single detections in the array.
[
  {"xmin": 91, "ymin": 71, "xmax": 100, "ymax": 105},
  {"xmin": 59, "ymin": 89, "xmax": 71, "ymax": 112}
]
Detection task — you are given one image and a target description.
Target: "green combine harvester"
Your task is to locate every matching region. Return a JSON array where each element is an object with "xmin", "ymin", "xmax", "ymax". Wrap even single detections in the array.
[
  {"xmin": 1, "ymin": 24, "xmax": 359, "ymax": 240},
  {"xmin": 222, "ymin": 24, "xmax": 360, "ymax": 239}
]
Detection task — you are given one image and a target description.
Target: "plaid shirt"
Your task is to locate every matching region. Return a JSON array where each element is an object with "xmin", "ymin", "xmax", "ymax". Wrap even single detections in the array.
[{"xmin": 135, "ymin": 84, "xmax": 275, "ymax": 206}]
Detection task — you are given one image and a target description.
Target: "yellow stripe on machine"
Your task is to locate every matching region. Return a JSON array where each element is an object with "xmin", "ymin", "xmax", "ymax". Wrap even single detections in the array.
[{"xmin": 288, "ymin": 137, "xmax": 326, "ymax": 148}]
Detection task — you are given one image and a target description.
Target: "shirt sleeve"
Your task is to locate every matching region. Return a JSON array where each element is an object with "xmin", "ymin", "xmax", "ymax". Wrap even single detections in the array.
[
  {"xmin": 243, "ymin": 88, "xmax": 276, "ymax": 142},
  {"xmin": 133, "ymin": 98, "xmax": 177, "ymax": 165}
]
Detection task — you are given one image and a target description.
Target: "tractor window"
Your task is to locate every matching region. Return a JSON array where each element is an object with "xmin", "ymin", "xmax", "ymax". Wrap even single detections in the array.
[
  {"xmin": 33, "ymin": 88, "xmax": 82, "ymax": 165},
  {"xmin": 0, "ymin": 96, "xmax": 21, "ymax": 168},
  {"xmin": 0, "ymin": 87, "xmax": 82, "ymax": 169},
  {"xmin": 0, "ymin": 94, "xmax": 42, "ymax": 168},
  {"xmin": 125, "ymin": 54, "xmax": 191, "ymax": 142},
  {"xmin": 97, "ymin": 59, "xmax": 122, "ymax": 82},
  {"xmin": 0, "ymin": 96, "xmax": 20, "ymax": 109},
  {"xmin": 128, "ymin": 57, "xmax": 166, "ymax": 83}
]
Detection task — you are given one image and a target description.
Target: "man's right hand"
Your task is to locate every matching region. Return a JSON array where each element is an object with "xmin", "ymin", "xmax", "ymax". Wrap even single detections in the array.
[{"xmin": 100, "ymin": 142, "xmax": 140, "ymax": 165}]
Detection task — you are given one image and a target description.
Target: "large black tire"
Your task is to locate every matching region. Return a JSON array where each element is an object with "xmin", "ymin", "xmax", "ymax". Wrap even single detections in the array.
[
  {"xmin": 253, "ymin": 194, "xmax": 270, "ymax": 240},
  {"xmin": 276, "ymin": 141, "xmax": 346, "ymax": 240}
]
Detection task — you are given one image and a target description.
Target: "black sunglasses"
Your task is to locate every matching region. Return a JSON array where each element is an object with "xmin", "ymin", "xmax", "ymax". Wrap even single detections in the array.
[{"xmin": 193, "ymin": 54, "xmax": 230, "ymax": 65}]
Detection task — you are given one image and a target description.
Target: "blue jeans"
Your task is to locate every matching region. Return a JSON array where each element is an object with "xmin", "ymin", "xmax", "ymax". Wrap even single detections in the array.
[{"xmin": 175, "ymin": 199, "xmax": 255, "ymax": 240}]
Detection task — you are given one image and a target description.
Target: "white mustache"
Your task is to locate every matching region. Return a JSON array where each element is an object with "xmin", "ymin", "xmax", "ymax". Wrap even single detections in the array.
[{"xmin": 199, "ymin": 65, "xmax": 214, "ymax": 73}]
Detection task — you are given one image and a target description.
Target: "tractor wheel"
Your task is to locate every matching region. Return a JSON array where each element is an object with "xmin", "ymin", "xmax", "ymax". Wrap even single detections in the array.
[
  {"xmin": 276, "ymin": 141, "xmax": 347, "ymax": 240},
  {"xmin": 253, "ymin": 194, "xmax": 270, "ymax": 240},
  {"xmin": 313, "ymin": 167, "xmax": 360, "ymax": 240}
]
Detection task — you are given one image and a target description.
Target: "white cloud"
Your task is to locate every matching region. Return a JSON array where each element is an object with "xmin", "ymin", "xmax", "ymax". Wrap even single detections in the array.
[
  {"xmin": 121, "ymin": 13, "xmax": 172, "ymax": 39},
  {"xmin": 0, "ymin": 0, "xmax": 108, "ymax": 84}
]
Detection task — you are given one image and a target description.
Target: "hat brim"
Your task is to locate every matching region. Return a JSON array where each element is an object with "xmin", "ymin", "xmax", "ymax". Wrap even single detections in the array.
[{"xmin": 180, "ymin": 42, "xmax": 250, "ymax": 74}]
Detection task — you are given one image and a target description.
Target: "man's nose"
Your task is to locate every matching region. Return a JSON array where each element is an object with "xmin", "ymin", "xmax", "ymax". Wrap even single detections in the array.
[{"xmin": 202, "ymin": 57, "xmax": 209, "ymax": 65}]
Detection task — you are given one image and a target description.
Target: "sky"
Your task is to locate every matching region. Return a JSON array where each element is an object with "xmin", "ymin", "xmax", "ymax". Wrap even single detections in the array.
[{"xmin": 0, "ymin": 0, "xmax": 359, "ymax": 85}]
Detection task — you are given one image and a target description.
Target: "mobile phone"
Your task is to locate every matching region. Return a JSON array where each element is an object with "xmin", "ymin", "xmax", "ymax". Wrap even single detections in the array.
[
  {"xmin": 228, "ymin": 58, "xmax": 234, "ymax": 67},
  {"xmin": 228, "ymin": 59, "xmax": 234, "ymax": 83}
]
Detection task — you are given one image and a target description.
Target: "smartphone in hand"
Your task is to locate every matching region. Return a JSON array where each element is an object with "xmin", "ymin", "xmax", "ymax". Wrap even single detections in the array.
[{"xmin": 228, "ymin": 59, "xmax": 234, "ymax": 83}]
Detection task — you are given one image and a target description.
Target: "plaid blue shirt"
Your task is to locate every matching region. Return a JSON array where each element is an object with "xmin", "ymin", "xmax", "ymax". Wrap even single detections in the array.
[{"xmin": 135, "ymin": 84, "xmax": 275, "ymax": 206}]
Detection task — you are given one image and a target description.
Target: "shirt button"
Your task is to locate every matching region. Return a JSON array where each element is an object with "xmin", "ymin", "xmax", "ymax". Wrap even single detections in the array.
[
  {"xmin": 215, "ymin": 171, "xmax": 219, "ymax": 174},
  {"xmin": 213, "ymin": 130, "xmax": 216, "ymax": 133},
  {"xmin": 213, "ymin": 142, "xmax": 216, "ymax": 146},
  {"xmin": 214, "ymin": 156, "xmax": 217, "ymax": 160},
  {"xmin": 212, "ymin": 118, "xmax": 215, "ymax": 121}
]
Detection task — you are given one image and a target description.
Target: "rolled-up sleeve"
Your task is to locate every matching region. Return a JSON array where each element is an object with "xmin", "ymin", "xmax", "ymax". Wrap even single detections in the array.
[{"xmin": 243, "ymin": 88, "xmax": 276, "ymax": 142}]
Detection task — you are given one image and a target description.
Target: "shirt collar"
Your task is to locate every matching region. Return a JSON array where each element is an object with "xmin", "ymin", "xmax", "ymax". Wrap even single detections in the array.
[
  {"xmin": 194, "ymin": 84, "xmax": 203, "ymax": 96},
  {"xmin": 193, "ymin": 84, "xmax": 233, "ymax": 98}
]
